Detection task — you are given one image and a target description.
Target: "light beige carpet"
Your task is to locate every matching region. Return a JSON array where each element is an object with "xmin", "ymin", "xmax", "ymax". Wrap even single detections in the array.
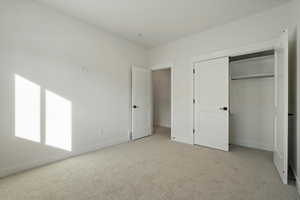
[{"xmin": 0, "ymin": 127, "xmax": 298, "ymax": 200}]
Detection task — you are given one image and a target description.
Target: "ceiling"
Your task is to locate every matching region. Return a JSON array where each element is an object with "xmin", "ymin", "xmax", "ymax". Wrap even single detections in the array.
[{"xmin": 34, "ymin": 0, "xmax": 290, "ymax": 48}]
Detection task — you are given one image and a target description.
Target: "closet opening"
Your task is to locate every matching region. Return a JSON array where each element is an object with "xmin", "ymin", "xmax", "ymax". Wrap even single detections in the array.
[
  {"xmin": 229, "ymin": 50, "xmax": 295, "ymax": 183},
  {"xmin": 152, "ymin": 68, "xmax": 172, "ymax": 139},
  {"xmin": 193, "ymin": 32, "xmax": 289, "ymax": 184},
  {"xmin": 229, "ymin": 50, "xmax": 275, "ymax": 151}
]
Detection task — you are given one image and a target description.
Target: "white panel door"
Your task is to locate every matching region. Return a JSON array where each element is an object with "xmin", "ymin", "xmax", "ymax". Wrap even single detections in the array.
[
  {"xmin": 273, "ymin": 30, "xmax": 289, "ymax": 184},
  {"xmin": 131, "ymin": 67, "xmax": 151, "ymax": 140},
  {"xmin": 194, "ymin": 57, "xmax": 229, "ymax": 151}
]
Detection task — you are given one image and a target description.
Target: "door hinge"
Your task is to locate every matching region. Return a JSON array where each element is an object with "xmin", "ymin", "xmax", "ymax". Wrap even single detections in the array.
[
  {"xmin": 193, "ymin": 99, "xmax": 195, "ymax": 104},
  {"xmin": 193, "ymin": 69, "xmax": 195, "ymax": 74},
  {"xmin": 193, "ymin": 129, "xmax": 195, "ymax": 134}
]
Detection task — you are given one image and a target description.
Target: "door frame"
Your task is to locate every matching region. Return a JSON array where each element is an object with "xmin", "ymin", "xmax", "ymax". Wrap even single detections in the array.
[
  {"xmin": 150, "ymin": 63, "xmax": 174, "ymax": 139},
  {"xmin": 192, "ymin": 36, "xmax": 282, "ymax": 145}
]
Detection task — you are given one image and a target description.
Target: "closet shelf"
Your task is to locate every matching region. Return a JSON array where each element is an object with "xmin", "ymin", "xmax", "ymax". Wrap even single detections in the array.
[{"xmin": 231, "ymin": 73, "xmax": 274, "ymax": 80}]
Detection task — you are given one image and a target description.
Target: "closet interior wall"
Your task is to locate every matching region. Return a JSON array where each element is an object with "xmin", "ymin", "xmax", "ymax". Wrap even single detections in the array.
[{"xmin": 229, "ymin": 54, "xmax": 275, "ymax": 151}]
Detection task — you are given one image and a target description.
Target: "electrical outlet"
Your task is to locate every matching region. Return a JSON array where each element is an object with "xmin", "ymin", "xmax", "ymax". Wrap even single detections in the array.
[
  {"xmin": 128, "ymin": 131, "xmax": 132, "ymax": 140},
  {"xmin": 81, "ymin": 66, "xmax": 88, "ymax": 72},
  {"xmin": 99, "ymin": 128, "xmax": 104, "ymax": 136}
]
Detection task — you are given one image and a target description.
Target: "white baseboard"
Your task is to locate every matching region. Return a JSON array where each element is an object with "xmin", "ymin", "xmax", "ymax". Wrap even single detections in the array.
[
  {"xmin": 0, "ymin": 135, "xmax": 129, "ymax": 178},
  {"xmin": 0, "ymin": 152, "xmax": 71, "ymax": 178},
  {"xmin": 296, "ymin": 176, "xmax": 300, "ymax": 197},
  {"xmin": 290, "ymin": 165, "xmax": 300, "ymax": 196},
  {"xmin": 230, "ymin": 140, "xmax": 273, "ymax": 151},
  {"xmin": 154, "ymin": 124, "xmax": 171, "ymax": 128}
]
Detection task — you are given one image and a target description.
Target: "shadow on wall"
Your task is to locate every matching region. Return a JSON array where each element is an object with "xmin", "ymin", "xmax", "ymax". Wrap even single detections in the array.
[{"xmin": 14, "ymin": 74, "xmax": 72, "ymax": 151}]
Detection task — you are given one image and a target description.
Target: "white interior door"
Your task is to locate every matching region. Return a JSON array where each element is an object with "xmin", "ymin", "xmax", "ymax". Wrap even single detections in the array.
[
  {"xmin": 194, "ymin": 57, "xmax": 229, "ymax": 151},
  {"xmin": 131, "ymin": 67, "xmax": 151, "ymax": 140},
  {"xmin": 273, "ymin": 30, "xmax": 289, "ymax": 184}
]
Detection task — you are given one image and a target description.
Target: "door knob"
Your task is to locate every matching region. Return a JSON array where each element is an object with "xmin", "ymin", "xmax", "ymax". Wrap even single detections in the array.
[
  {"xmin": 133, "ymin": 105, "xmax": 139, "ymax": 109},
  {"xmin": 219, "ymin": 107, "xmax": 228, "ymax": 111}
]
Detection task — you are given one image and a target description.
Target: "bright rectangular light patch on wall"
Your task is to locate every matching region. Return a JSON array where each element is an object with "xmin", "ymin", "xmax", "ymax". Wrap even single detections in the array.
[
  {"xmin": 15, "ymin": 74, "xmax": 41, "ymax": 142},
  {"xmin": 46, "ymin": 90, "xmax": 72, "ymax": 151}
]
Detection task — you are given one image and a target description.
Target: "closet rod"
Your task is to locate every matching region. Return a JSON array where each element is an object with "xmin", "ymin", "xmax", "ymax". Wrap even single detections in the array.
[
  {"xmin": 229, "ymin": 50, "xmax": 274, "ymax": 62},
  {"xmin": 231, "ymin": 73, "xmax": 274, "ymax": 80}
]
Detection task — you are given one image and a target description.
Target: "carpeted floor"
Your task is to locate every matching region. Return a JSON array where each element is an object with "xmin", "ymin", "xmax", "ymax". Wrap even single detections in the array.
[{"xmin": 0, "ymin": 127, "xmax": 298, "ymax": 200}]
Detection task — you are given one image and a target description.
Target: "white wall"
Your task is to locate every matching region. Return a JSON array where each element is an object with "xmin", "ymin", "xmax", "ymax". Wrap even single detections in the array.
[
  {"xmin": 148, "ymin": 3, "xmax": 294, "ymax": 145},
  {"xmin": 152, "ymin": 69, "xmax": 171, "ymax": 128},
  {"xmin": 229, "ymin": 56, "xmax": 275, "ymax": 151},
  {"xmin": 0, "ymin": 0, "xmax": 147, "ymax": 177}
]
